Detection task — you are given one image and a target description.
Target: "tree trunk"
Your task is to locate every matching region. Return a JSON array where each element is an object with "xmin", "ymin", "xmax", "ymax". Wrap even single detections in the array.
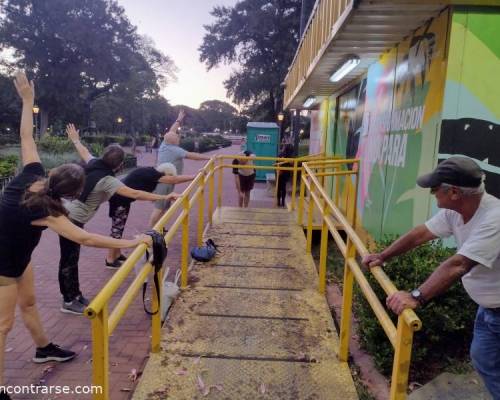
[{"xmin": 40, "ymin": 109, "xmax": 49, "ymax": 137}]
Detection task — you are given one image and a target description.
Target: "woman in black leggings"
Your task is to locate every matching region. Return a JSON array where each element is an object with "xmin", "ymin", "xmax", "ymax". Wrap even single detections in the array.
[{"xmin": 0, "ymin": 73, "xmax": 151, "ymax": 400}]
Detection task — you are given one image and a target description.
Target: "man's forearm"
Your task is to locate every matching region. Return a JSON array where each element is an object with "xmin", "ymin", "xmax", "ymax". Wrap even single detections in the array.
[
  {"xmin": 381, "ymin": 225, "xmax": 432, "ymax": 261},
  {"xmin": 418, "ymin": 255, "xmax": 474, "ymax": 301}
]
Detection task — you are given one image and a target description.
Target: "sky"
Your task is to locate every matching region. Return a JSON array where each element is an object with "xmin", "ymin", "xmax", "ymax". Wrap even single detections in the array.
[{"xmin": 117, "ymin": 0, "xmax": 238, "ymax": 109}]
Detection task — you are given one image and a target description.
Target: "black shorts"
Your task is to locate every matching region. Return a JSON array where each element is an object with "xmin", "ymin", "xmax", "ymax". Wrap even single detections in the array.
[{"xmin": 239, "ymin": 174, "xmax": 255, "ymax": 192}]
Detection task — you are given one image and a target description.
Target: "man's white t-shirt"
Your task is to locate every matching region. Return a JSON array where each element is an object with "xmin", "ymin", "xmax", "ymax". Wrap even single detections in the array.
[{"xmin": 425, "ymin": 193, "xmax": 500, "ymax": 308}]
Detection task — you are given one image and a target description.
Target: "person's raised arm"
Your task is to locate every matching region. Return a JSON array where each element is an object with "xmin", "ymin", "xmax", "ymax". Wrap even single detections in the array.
[
  {"xmin": 33, "ymin": 215, "xmax": 152, "ymax": 248},
  {"xmin": 158, "ymin": 174, "xmax": 196, "ymax": 185},
  {"xmin": 13, "ymin": 72, "xmax": 40, "ymax": 166},
  {"xmin": 165, "ymin": 109, "xmax": 186, "ymax": 136},
  {"xmin": 66, "ymin": 124, "xmax": 93, "ymax": 163},
  {"xmin": 362, "ymin": 224, "xmax": 437, "ymax": 267}
]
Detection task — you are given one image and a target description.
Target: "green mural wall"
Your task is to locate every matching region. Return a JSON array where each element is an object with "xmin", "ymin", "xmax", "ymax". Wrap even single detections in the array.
[{"xmin": 439, "ymin": 9, "xmax": 500, "ymax": 200}]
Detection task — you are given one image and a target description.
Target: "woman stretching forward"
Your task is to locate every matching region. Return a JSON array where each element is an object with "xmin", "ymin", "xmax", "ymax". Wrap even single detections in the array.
[{"xmin": 0, "ymin": 73, "xmax": 150, "ymax": 400}]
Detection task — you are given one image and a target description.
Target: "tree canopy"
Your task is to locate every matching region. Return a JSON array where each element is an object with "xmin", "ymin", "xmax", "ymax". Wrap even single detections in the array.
[
  {"xmin": 0, "ymin": 0, "xmax": 176, "ymax": 134},
  {"xmin": 199, "ymin": 0, "xmax": 301, "ymax": 121}
]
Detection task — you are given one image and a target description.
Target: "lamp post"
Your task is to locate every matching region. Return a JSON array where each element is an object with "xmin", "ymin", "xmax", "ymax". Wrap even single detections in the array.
[
  {"xmin": 32, "ymin": 105, "xmax": 39, "ymax": 139},
  {"xmin": 116, "ymin": 117, "xmax": 123, "ymax": 134}
]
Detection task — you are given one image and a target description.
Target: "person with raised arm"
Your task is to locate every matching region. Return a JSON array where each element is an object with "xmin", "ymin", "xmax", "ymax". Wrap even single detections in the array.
[
  {"xmin": 148, "ymin": 109, "xmax": 212, "ymax": 227},
  {"xmin": 58, "ymin": 125, "xmax": 179, "ymax": 315},
  {"xmin": 0, "ymin": 72, "xmax": 152, "ymax": 400}
]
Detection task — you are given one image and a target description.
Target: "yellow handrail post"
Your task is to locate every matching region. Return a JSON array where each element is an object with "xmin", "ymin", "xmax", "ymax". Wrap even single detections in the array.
[
  {"xmin": 181, "ymin": 196, "xmax": 190, "ymax": 289},
  {"xmin": 306, "ymin": 185, "xmax": 314, "ymax": 253},
  {"xmin": 91, "ymin": 307, "xmax": 109, "ymax": 400},
  {"xmin": 151, "ymin": 268, "xmax": 162, "ymax": 352},
  {"xmin": 297, "ymin": 169, "xmax": 306, "ymax": 225},
  {"xmin": 338, "ymin": 240, "xmax": 356, "ymax": 362},
  {"xmin": 390, "ymin": 318, "xmax": 415, "ymax": 400},
  {"xmin": 197, "ymin": 172, "xmax": 205, "ymax": 246},
  {"xmin": 291, "ymin": 159, "xmax": 298, "ymax": 210},
  {"xmin": 217, "ymin": 158, "xmax": 223, "ymax": 208},
  {"xmin": 208, "ymin": 161, "xmax": 214, "ymax": 225},
  {"xmin": 318, "ymin": 200, "xmax": 329, "ymax": 294}
]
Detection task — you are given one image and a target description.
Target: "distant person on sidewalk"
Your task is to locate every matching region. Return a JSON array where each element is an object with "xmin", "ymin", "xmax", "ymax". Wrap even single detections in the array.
[
  {"xmin": 277, "ymin": 144, "xmax": 293, "ymax": 208},
  {"xmin": 0, "ymin": 73, "xmax": 152, "ymax": 400},
  {"xmin": 363, "ymin": 156, "xmax": 500, "ymax": 399},
  {"xmin": 58, "ymin": 125, "xmax": 178, "ymax": 315},
  {"xmin": 106, "ymin": 163, "xmax": 195, "ymax": 267},
  {"xmin": 148, "ymin": 109, "xmax": 212, "ymax": 227},
  {"xmin": 233, "ymin": 150, "xmax": 256, "ymax": 208}
]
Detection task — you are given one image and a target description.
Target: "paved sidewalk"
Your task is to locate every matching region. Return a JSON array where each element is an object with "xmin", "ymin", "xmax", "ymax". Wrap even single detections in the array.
[{"xmin": 4, "ymin": 144, "xmax": 275, "ymax": 400}]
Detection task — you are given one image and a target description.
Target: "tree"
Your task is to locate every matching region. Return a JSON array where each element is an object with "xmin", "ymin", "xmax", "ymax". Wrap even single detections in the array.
[
  {"xmin": 199, "ymin": 0, "xmax": 301, "ymax": 121},
  {"xmin": 0, "ymin": 0, "xmax": 176, "ymax": 134},
  {"xmin": 199, "ymin": 100, "xmax": 238, "ymax": 132}
]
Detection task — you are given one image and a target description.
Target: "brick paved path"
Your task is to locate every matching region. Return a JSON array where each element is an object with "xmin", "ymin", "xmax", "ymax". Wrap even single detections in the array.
[{"xmin": 4, "ymin": 144, "xmax": 275, "ymax": 400}]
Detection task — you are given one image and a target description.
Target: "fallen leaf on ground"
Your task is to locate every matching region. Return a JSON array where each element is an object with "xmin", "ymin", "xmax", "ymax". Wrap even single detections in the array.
[
  {"xmin": 174, "ymin": 368, "xmax": 188, "ymax": 376},
  {"xmin": 128, "ymin": 368, "xmax": 138, "ymax": 382},
  {"xmin": 193, "ymin": 356, "xmax": 202, "ymax": 365},
  {"xmin": 196, "ymin": 375, "xmax": 206, "ymax": 392},
  {"xmin": 5, "ymin": 348, "xmax": 13, "ymax": 353},
  {"xmin": 43, "ymin": 366, "xmax": 54, "ymax": 374},
  {"xmin": 259, "ymin": 383, "xmax": 266, "ymax": 394},
  {"xmin": 213, "ymin": 384, "xmax": 223, "ymax": 392},
  {"xmin": 120, "ymin": 388, "xmax": 132, "ymax": 392}
]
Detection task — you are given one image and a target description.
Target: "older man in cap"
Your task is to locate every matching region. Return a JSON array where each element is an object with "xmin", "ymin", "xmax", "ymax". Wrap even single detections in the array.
[{"xmin": 363, "ymin": 156, "xmax": 500, "ymax": 398}]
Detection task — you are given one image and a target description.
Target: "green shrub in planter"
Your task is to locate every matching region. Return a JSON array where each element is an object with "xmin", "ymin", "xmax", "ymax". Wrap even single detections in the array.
[
  {"xmin": 180, "ymin": 138, "xmax": 195, "ymax": 152},
  {"xmin": 354, "ymin": 237, "xmax": 476, "ymax": 380},
  {"xmin": 38, "ymin": 136, "xmax": 74, "ymax": 154},
  {"xmin": 0, "ymin": 155, "xmax": 19, "ymax": 177}
]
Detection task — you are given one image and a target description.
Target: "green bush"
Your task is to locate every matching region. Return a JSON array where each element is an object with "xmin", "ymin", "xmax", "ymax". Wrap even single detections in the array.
[
  {"xmin": 122, "ymin": 153, "xmax": 137, "ymax": 169},
  {"xmin": 354, "ymin": 237, "xmax": 475, "ymax": 381},
  {"xmin": 39, "ymin": 153, "xmax": 80, "ymax": 170},
  {"xmin": 0, "ymin": 155, "xmax": 19, "ymax": 177},
  {"xmin": 0, "ymin": 135, "xmax": 20, "ymax": 145},
  {"xmin": 38, "ymin": 136, "xmax": 74, "ymax": 154},
  {"xmin": 180, "ymin": 138, "xmax": 195, "ymax": 152}
]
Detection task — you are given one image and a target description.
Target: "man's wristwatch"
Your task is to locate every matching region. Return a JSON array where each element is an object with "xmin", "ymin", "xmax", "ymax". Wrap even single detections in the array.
[{"xmin": 410, "ymin": 289, "xmax": 426, "ymax": 306}]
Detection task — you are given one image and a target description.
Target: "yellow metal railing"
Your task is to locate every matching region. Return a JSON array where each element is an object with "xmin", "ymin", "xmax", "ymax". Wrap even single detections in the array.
[
  {"xmin": 299, "ymin": 159, "xmax": 422, "ymax": 400},
  {"xmin": 84, "ymin": 154, "xmax": 309, "ymax": 400},
  {"xmin": 284, "ymin": 0, "xmax": 354, "ymax": 108}
]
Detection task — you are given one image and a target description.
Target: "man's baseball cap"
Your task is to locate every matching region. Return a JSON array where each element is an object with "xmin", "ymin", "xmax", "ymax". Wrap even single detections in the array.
[{"xmin": 417, "ymin": 156, "xmax": 484, "ymax": 188}]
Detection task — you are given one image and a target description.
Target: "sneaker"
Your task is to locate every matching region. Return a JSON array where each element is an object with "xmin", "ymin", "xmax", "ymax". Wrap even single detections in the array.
[
  {"xmin": 0, "ymin": 389, "xmax": 12, "ymax": 400},
  {"xmin": 117, "ymin": 254, "xmax": 127, "ymax": 262},
  {"xmin": 105, "ymin": 258, "xmax": 123, "ymax": 269},
  {"xmin": 60, "ymin": 299, "xmax": 85, "ymax": 315},
  {"xmin": 32, "ymin": 342, "xmax": 76, "ymax": 364},
  {"xmin": 76, "ymin": 294, "xmax": 90, "ymax": 306}
]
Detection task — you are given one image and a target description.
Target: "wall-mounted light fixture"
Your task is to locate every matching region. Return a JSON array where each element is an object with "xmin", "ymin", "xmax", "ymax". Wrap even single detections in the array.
[
  {"xmin": 329, "ymin": 56, "xmax": 360, "ymax": 82},
  {"xmin": 303, "ymin": 96, "xmax": 316, "ymax": 108}
]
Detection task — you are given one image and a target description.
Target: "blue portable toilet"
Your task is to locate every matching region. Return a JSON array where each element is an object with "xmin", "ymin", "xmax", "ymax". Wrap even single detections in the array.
[{"xmin": 246, "ymin": 122, "xmax": 279, "ymax": 181}]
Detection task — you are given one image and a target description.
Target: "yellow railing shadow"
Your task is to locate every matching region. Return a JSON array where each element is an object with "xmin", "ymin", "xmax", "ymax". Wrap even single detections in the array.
[{"xmin": 299, "ymin": 159, "xmax": 421, "ymax": 400}]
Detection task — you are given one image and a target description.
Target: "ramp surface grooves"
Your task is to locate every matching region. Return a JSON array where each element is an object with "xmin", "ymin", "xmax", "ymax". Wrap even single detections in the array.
[{"xmin": 133, "ymin": 207, "xmax": 358, "ymax": 400}]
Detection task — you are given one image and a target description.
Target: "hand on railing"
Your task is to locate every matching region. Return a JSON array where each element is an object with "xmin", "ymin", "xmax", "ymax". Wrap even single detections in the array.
[
  {"xmin": 386, "ymin": 291, "xmax": 419, "ymax": 315},
  {"xmin": 164, "ymin": 192, "xmax": 182, "ymax": 202},
  {"xmin": 361, "ymin": 253, "xmax": 387, "ymax": 269},
  {"xmin": 134, "ymin": 233, "xmax": 153, "ymax": 247}
]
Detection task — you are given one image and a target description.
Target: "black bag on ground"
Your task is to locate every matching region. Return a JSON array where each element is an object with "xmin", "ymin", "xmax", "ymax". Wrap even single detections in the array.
[
  {"xmin": 142, "ymin": 230, "xmax": 168, "ymax": 315},
  {"xmin": 191, "ymin": 239, "xmax": 219, "ymax": 262}
]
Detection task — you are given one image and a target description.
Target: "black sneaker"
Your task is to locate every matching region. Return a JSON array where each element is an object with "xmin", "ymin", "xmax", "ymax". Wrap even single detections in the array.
[
  {"xmin": 76, "ymin": 294, "xmax": 90, "ymax": 306},
  {"xmin": 117, "ymin": 254, "xmax": 127, "ymax": 262},
  {"xmin": 105, "ymin": 258, "xmax": 122, "ymax": 269},
  {"xmin": 60, "ymin": 299, "xmax": 85, "ymax": 315},
  {"xmin": 32, "ymin": 343, "xmax": 76, "ymax": 363}
]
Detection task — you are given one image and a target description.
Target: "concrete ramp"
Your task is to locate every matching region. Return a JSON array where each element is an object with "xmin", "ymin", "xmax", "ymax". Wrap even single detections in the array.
[{"xmin": 132, "ymin": 207, "xmax": 358, "ymax": 399}]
